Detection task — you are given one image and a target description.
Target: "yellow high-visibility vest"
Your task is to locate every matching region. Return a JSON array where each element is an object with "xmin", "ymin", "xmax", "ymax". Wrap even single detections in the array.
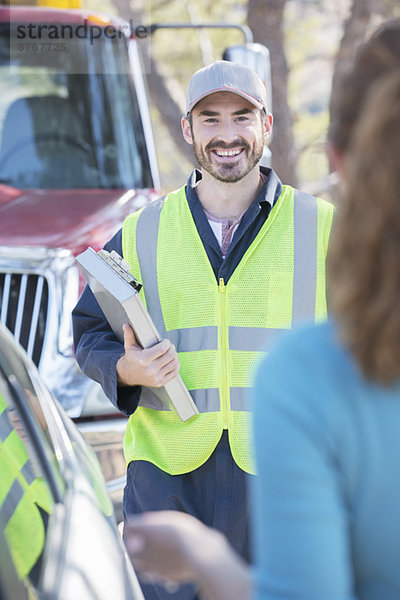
[
  {"xmin": 122, "ymin": 184, "xmax": 334, "ymax": 474},
  {"xmin": 0, "ymin": 396, "xmax": 53, "ymax": 579}
]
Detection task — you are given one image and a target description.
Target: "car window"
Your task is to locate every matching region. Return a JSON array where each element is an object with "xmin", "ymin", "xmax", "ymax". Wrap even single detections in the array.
[
  {"xmin": 0, "ymin": 331, "xmax": 65, "ymax": 498},
  {"xmin": 0, "ymin": 372, "xmax": 54, "ymax": 595},
  {"xmin": 24, "ymin": 361, "xmax": 113, "ymax": 517}
]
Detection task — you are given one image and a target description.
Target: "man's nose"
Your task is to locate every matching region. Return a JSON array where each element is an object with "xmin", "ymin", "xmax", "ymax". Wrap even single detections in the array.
[{"xmin": 217, "ymin": 120, "xmax": 238, "ymax": 144}]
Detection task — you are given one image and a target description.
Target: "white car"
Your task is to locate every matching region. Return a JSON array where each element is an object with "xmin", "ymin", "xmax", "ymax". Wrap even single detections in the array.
[{"xmin": 0, "ymin": 324, "xmax": 143, "ymax": 600}]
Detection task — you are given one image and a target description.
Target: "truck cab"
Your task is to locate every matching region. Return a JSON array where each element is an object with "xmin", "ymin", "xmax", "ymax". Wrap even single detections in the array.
[
  {"xmin": 0, "ymin": 5, "xmax": 160, "ymax": 512},
  {"xmin": 0, "ymin": 6, "xmax": 159, "ymax": 417}
]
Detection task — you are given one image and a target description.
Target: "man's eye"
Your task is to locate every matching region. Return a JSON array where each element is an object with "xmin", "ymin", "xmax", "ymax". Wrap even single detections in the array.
[
  {"xmin": 204, "ymin": 118, "xmax": 218, "ymax": 123},
  {"xmin": 236, "ymin": 116, "xmax": 249, "ymax": 122}
]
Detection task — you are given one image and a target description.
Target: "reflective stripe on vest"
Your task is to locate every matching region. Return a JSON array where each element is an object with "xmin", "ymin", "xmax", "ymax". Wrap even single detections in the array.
[
  {"xmin": 141, "ymin": 387, "xmax": 220, "ymax": 413},
  {"xmin": 0, "ymin": 407, "xmax": 14, "ymax": 439},
  {"xmin": 135, "ymin": 196, "xmax": 167, "ymax": 337},
  {"xmin": 1, "ymin": 479, "xmax": 24, "ymax": 532},
  {"xmin": 292, "ymin": 189, "xmax": 318, "ymax": 324}
]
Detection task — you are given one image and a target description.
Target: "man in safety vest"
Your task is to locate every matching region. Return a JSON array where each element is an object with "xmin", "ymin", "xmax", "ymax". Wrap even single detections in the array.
[{"xmin": 73, "ymin": 60, "xmax": 334, "ymax": 600}]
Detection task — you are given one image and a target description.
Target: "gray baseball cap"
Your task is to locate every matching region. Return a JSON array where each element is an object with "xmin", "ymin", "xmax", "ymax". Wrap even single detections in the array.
[{"xmin": 186, "ymin": 60, "xmax": 267, "ymax": 114}]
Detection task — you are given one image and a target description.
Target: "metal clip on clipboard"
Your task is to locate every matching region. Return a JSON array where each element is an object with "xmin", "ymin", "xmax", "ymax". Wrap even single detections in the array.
[{"xmin": 75, "ymin": 247, "xmax": 199, "ymax": 422}]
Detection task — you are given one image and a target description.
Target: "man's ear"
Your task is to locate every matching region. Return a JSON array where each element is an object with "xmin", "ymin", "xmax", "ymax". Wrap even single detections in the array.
[
  {"xmin": 263, "ymin": 112, "xmax": 273, "ymax": 142},
  {"xmin": 181, "ymin": 116, "xmax": 194, "ymax": 145}
]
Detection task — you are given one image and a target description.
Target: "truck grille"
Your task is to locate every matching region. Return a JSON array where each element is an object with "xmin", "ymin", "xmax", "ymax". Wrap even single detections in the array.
[{"xmin": 0, "ymin": 272, "xmax": 49, "ymax": 366}]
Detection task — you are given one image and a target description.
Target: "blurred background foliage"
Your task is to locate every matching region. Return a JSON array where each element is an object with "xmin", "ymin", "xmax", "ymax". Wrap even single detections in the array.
[{"xmin": 85, "ymin": 0, "xmax": 400, "ymax": 198}]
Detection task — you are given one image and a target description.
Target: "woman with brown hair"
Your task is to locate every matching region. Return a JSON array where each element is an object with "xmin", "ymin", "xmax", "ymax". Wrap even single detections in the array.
[
  {"xmin": 124, "ymin": 21, "xmax": 400, "ymax": 600},
  {"xmin": 248, "ymin": 70, "xmax": 400, "ymax": 600},
  {"xmin": 328, "ymin": 75, "xmax": 400, "ymax": 386}
]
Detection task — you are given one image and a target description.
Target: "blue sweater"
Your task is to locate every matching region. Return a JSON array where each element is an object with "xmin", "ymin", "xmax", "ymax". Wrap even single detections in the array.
[{"xmin": 251, "ymin": 319, "xmax": 400, "ymax": 600}]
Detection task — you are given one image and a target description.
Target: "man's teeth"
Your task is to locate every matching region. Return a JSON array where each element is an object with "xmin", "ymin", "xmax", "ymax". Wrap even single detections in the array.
[{"xmin": 214, "ymin": 149, "xmax": 242, "ymax": 157}]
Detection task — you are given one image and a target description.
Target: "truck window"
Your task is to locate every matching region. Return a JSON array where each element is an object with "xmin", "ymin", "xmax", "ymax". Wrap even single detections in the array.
[{"xmin": 0, "ymin": 23, "xmax": 152, "ymax": 190}]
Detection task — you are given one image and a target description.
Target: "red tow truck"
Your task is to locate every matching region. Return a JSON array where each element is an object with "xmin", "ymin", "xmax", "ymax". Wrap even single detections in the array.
[
  {"xmin": 0, "ymin": 3, "xmax": 159, "ymax": 410},
  {"xmin": 0, "ymin": 1, "xmax": 271, "ymax": 513},
  {"xmin": 0, "ymin": 3, "xmax": 160, "ymax": 510}
]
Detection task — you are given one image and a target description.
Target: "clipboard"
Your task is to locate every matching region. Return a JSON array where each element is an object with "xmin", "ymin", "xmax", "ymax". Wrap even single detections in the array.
[{"xmin": 76, "ymin": 247, "xmax": 199, "ymax": 422}]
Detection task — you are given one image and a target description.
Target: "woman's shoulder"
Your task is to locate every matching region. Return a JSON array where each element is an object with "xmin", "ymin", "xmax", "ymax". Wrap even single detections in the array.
[
  {"xmin": 260, "ymin": 319, "xmax": 346, "ymax": 372},
  {"xmin": 255, "ymin": 318, "xmax": 400, "ymax": 411},
  {"xmin": 253, "ymin": 318, "xmax": 361, "ymax": 418}
]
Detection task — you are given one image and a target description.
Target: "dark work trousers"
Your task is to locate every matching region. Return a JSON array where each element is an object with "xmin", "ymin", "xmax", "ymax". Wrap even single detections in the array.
[{"xmin": 123, "ymin": 430, "xmax": 252, "ymax": 600}]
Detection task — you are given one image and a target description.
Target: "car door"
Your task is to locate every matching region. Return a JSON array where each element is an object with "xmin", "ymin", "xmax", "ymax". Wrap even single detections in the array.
[{"xmin": 0, "ymin": 324, "xmax": 144, "ymax": 600}]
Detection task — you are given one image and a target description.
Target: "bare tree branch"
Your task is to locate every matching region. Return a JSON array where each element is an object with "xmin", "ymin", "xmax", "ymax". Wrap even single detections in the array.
[
  {"xmin": 145, "ymin": 54, "xmax": 197, "ymax": 167},
  {"xmin": 111, "ymin": 0, "xmax": 196, "ymax": 170},
  {"xmin": 331, "ymin": 0, "xmax": 374, "ymax": 97}
]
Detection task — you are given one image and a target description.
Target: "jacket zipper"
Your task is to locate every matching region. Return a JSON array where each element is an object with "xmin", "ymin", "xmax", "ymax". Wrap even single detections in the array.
[{"xmin": 219, "ymin": 278, "xmax": 229, "ymax": 429}]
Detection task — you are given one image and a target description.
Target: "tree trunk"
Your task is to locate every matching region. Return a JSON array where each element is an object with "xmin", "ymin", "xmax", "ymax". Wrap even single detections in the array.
[
  {"xmin": 145, "ymin": 54, "xmax": 197, "ymax": 167},
  {"xmin": 247, "ymin": 0, "xmax": 297, "ymax": 187},
  {"xmin": 330, "ymin": 0, "xmax": 374, "ymax": 122},
  {"xmin": 112, "ymin": 0, "xmax": 196, "ymax": 170}
]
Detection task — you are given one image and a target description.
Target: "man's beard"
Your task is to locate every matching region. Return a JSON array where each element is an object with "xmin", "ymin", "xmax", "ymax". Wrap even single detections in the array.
[{"xmin": 192, "ymin": 133, "xmax": 264, "ymax": 183}]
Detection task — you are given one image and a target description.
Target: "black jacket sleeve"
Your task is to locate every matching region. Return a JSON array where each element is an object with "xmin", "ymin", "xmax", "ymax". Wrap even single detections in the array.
[{"xmin": 72, "ymin": 229, "xmax": 140, "ymax": 415}]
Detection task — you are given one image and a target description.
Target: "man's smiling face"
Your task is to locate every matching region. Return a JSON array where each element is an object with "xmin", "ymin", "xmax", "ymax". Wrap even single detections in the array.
[{"xmin": 182, "ymin": 91, "xmax": 272, "ymax": 183}]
